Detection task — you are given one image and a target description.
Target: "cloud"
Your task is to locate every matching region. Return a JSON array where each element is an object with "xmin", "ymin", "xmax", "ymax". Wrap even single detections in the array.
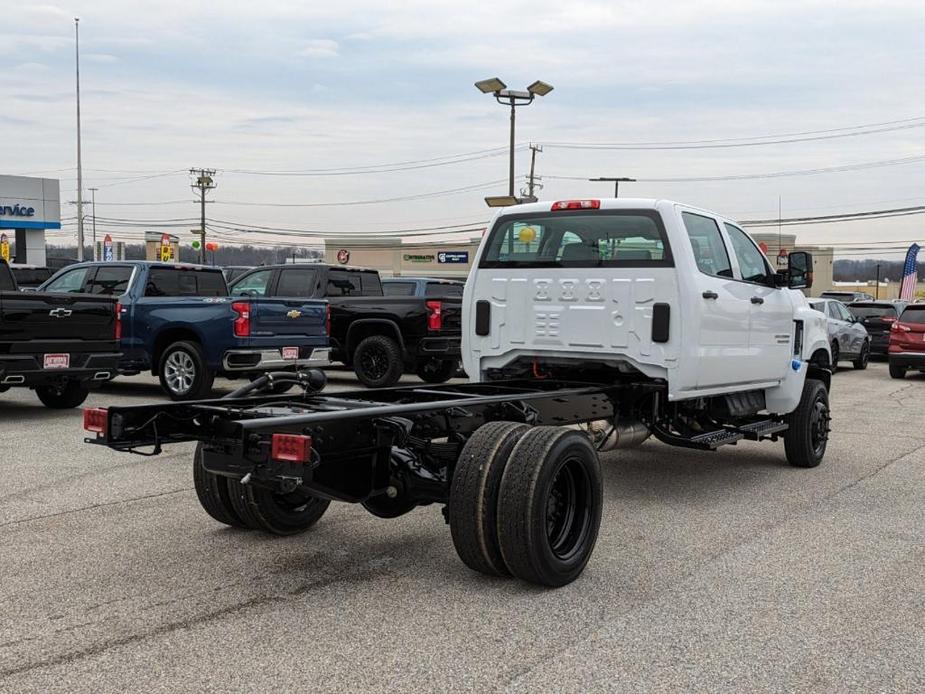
[{"xmin": 297, "ymin": 39, "xmax": 339, "ymax": 58}]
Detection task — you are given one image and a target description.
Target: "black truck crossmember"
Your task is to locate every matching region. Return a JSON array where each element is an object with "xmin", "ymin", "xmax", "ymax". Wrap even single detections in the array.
[{"xmin": 83, "ymin": 367, "xmax": 828, "ymax": 588}]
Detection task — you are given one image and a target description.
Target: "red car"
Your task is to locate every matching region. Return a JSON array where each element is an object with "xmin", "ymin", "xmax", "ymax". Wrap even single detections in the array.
[{"xmin": 888, "ymin": 304, "xmax": 925, "ymax": 378}]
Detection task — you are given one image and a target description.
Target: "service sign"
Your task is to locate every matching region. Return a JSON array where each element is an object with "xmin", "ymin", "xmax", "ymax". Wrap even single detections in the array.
[
  {"xmin": 403, "ymin": 253, "xmax": 435, "ymax": 263},
  {"xmin": 438, "ymin": 251, "xmax": 469, "ymax": 264}
]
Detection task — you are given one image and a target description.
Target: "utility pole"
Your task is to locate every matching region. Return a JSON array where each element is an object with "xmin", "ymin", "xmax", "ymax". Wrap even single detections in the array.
[
  {"xmin": 190, "ymin": 169, "xmax": 216, "ymax": 264},
  {"xmin": 524, "ymin": 143, "xmax": 543, "ymax": 200},
  {"xmin": 875, "ymin": 262, "xmax": 881, "ymax": 300},
  {"xmin": 75, "ymin": 17, "xmax": 84, "ymax": 261},
  {"xmin": 89, "ymin": 187, "xmax": 98, "ymax": 253}
]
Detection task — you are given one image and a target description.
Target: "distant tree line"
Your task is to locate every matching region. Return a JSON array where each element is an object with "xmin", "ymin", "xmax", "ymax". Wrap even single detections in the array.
[
  {"xmin": 45, "ymin": 244, "xmax": 324, "ymax": 268},
  {"xmin": 832, "ymin": 259, "xmax": 908, "ymax": 283}
]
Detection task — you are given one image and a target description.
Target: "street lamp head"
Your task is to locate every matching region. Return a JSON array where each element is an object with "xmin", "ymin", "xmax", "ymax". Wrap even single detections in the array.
[
  {"xmin": 475, "ymin": 77, "xmax": 507, "ymax": 94},
  {"xmin": 527, "ymin": 80, "xmax": 554, "ymax": 96},
  {"xmin": 484, "ymin": 195, "xmax": 519, "ymax": 208}
]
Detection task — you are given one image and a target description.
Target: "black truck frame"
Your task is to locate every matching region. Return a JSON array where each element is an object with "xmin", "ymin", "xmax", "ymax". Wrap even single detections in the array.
[{"xmin": 85, "ymin": 368, "xmax": 829, "ymax": 587}]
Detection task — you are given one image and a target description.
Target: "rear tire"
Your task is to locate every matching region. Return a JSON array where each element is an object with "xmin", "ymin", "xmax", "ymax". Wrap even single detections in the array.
[
  {"xmin": 889, "ymin": 363, "xmax": 907, "ymax": 379},
  {"xmin": 415, "ymin": 358, "xmax": 459, "ymax": 384},
  {"xmin": 449, "ymin": 421, "xmax": 530, "ymax": 577},
  {"xmin": 353, "ymin": 335, "xmax": 404, "ymax": 388},
  {"xmin": 496, "ymin": 427, "xmax": 603, "ymax": 587},
  {"xmin": 784, "ymin": 378, "xmax": 830, "ymax": 468},
  {"xmin": 158, "ymin": 340, "xmax": 214, "ymax": 401},
  {"xmin": 830, "ymin": 341, "xmax": 840, "ymax": 368},
  {"xmin": 35, "ymin": 381, "xmax": 89, "ymax": 409},
  {"xmin": 225, "ymin": 478, "xmax": 330, "ymax": 536},
  {"xmin": 192, "ymin": 444, "xmax": 248, "ymax": 529},
  {"xmin": 852, "ymin": 342, "xmax": 869, "ymax": 370}
]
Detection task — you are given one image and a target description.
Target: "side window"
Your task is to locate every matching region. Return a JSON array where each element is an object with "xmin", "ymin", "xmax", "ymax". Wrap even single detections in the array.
[
  {"xmin": 86, "ymin": 266, "xmax": 133, "ymax": 296},
  {"xmin": 361, "ymin": 272, "xmax": 382, "ymax": 296},
  {"xmin": 45, "ymin": 267, "xmax": 91, "ymax": 294},
  {"xmin": 326, "ymin": 270, "xmax": 362, "ymax": 297},
  {"xmin": 826, "ymin": 303, "xmax": 842, "ymax": 321},
  {"xmin": 276, "ymin": 269, "xmax": 317, "ymax": 297},
  {"xmin": 383, "ymin": 282, "xmax": 416, "ymax": 296},
  {"xmin": 232, "ymin": 269, "xmax": 274, "ymax": 297},
  {"xmin": 837, "ymin": 303, "xmax": 853, "ymax": 321},
  {"xmin": 724, "ymin": 224, "xmax": 770, "ymax": 283},
  {"xmin": 425, "ymin": 282, "xmax": 463, "ymax": 298},
  {"xmin": 682, "ymin": 212, "xmax": 733, "ymax": 278}
]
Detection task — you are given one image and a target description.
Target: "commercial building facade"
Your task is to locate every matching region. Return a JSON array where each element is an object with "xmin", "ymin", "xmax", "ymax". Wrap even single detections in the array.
[{"xmin": 0, "ymin": 175, "xmax": 61, "ymax": 266}]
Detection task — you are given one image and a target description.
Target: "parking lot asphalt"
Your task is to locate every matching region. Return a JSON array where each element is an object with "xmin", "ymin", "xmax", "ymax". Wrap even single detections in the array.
[{"xmin": 0, "ymin": 364, "xmax": 923, "ymax": 693}]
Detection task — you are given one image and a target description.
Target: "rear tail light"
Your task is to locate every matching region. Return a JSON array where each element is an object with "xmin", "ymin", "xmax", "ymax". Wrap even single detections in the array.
[
  {"xmin": 325, "ymin": 304, "xmax": 331, "ymax": 337},
  {"xmin": 891, "ymin": 322, "xmax": 911, "ymax": 333},
  {"xmin": 114, "ymin": 303, "xmax": 123, "ymax": 340},
  {"xmin": 881, "ymin": 316, "xmax": 896, "ymax": 323},
  {"xmin": 232, "ymin": 301, "xmax": 250, "ymax": 337},
  {"xmin": 271, "ymin": 433, "xmax": 313, "ymax": 464},
  {"xmin": 551, "ymin": 199, "xmax": 601, "ymax": 211},
  {"xmin": 425, "ymin": 300, "xmax": 443, "ymax": 331},
  {"xmin": 83, "ymin": 407, "xmax": 108, "ymax": 435}
]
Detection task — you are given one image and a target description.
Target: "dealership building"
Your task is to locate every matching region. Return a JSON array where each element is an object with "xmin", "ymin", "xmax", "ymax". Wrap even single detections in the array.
[
  {"xmin": 323, "ymin": 237, "xmax": 481, "ymax": 279},
  {"xmin": 0, "ymin": 174, "xmax": 61, "ymax": 265}
]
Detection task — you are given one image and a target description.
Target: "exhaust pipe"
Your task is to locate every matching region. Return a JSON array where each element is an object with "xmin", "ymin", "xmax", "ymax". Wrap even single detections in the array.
[
  {"xmin": 571, "ymin": 419, "xmax": 650, "ymax": 451},
  {"xmin": 93, "ymin": 372, "xmax": 112, "ymax": 381},
  {"xmin": 2, "ymin": 375, "xmax": 25, "ymax": 385}
]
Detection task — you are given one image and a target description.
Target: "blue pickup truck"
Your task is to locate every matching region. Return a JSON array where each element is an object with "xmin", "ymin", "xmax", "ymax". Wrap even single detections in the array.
[{"xmin": 39, "ymin": 261, "xmax": 330, "ymax": 400}]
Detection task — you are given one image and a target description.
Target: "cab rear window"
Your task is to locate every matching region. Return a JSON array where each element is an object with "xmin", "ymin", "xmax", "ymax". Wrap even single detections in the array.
[
  {"xmin": 145, "ymin": 268, "xmax": 226, "ymax": 297},
  {"xmin": 479, "ymin": 210, "xmax": 672, "ymax": 269}
]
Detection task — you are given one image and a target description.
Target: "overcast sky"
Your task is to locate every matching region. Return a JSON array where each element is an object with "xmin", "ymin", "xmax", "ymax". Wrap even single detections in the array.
[{"xmin": 3, "ymin": 0, "xmax": 925, "ymax": 258}]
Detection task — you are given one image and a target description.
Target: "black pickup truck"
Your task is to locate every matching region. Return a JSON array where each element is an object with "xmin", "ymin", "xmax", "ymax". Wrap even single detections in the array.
[
  {"xmin": 229, "ymin": 264, "xmax": 462, "ymax": 387},
  {"xmin": 0, "ymin": 259, "xmax": 120, "ymax": 408}
]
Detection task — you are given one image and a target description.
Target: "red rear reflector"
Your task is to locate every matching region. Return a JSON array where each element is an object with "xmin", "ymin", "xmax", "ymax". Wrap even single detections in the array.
[
  {"xmin": 83, "ymin": 407, "xmax": 108, "ymax": 434},
  {"xmin": 114, "ymin": 303, "xmax": 123, "ymax": 340},
  {"xmin": 232, "ymin": 301, "xmax": 251, "ymax": 337},
  {"xmin": 271, "ymin": 434, "xmax": 313, "ymax": 463},
  {"xmin": 551, "ymin": 199, "xmax": 600, "ymax": 211},
  {"xmin": 425, "ymin": 300, "xmax": 443, "ymax": 331}
]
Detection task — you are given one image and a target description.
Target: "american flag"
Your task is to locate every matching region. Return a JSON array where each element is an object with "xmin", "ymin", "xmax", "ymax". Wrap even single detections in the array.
[{"xmin": 899, "ymin": 243, "xmax": 921, "ymax": 301}]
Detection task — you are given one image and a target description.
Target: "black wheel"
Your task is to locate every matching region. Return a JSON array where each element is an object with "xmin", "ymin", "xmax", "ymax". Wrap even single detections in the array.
[
  {"xmin": 496, "ymin": 427, "xmax": 603, "ymax": 587},
  {"xmin": 415, "ymin": 358, "xmax": 459, "ymax": 384},
  {"xmin": 192, "ymin": 444, "xmax": 248, "ymax": 529},
  {"xmin": 225, "ymin": 478, "xmax": 330, "ymax": 536},
  {"xmin": 852, "ymin": 342, "xmax": 869, "ymax": 370},
  {"xmin": 784, "ymin": 378, "xmax": 830, "ymax": 468},
  {"xmin": 889, "ymin": 363, "xmax": 907, "ymax": 379},
  {"xmin": 830, "ymin": 341, "xmax": 840, "ymax": 368},
  {"xmin": 352, "ymin": 335, "xmax": 404, "ymax": 388},
  {"xmin": 449, "ymin": 421, "xmax": 530, "ymax": 577},
  {"xmin": 158, "ymin": 340, "xmax": 214, "ymax": 401},
  {"xmin": 35, "ymin": 381, "xmax": 89, "ymax": 409}
]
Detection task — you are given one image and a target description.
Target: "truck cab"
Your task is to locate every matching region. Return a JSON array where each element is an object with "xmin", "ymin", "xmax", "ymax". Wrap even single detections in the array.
[{"xmin": 463, "ymin": 198, "xmax": 829, "ymax": 414}]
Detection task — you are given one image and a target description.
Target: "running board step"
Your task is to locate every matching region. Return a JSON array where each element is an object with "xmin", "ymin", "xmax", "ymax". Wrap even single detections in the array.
[
  {"xmin": 731, "ymin": 420, "xmax": 789, "ymax": 441},
  {"xmin": 691, "ymin": 429, "xmax": 744, "ymax": 449}
]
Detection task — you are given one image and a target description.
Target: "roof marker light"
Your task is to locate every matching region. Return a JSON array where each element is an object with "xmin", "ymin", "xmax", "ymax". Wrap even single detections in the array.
[{"xmin": 551, "ymin": 200, "xmax": 601, "ymax": 211}]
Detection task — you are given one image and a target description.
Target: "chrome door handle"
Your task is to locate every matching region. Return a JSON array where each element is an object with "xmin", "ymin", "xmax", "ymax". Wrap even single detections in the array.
[
  {"xmin": 750, "ymin": 296, "xmax": 765, "ymax": 305},
  {"xmin": 702, "ymin": 291, "xmax": 718, "ymax": 300}
]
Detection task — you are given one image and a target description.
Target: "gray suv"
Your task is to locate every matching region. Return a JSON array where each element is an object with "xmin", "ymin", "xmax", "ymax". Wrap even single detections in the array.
[{"xmin": 808, "ymin": 298, "xmax": 871, "ymax": 369}]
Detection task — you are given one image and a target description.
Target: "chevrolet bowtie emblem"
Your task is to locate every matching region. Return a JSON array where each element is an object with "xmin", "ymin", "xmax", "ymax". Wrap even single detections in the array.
[
  {"xmin": 49, "ymin": 308, "xmax": 73, "ymax": 318},
  {"xmin": 286, "ymin": 309, "xmax": 302, "ymax": 319}
]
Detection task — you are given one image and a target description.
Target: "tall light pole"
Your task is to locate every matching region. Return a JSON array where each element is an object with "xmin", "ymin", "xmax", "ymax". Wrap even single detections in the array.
[
  {"xmin": 75, "ymin": 17, "xmax": 84, "ymax": 260},
  {"xmin": 475, "ymin": 78, "xmax": 553, "ymax": 198},
  {"xmin": 589, "ymin": 177, "xmax": 636, "ymax": 197}
]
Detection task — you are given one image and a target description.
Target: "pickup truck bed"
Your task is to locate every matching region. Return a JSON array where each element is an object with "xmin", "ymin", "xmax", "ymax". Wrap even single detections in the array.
[{"xmin": 1, "ymin": 260, "xmax": 119, "ymax": 408}]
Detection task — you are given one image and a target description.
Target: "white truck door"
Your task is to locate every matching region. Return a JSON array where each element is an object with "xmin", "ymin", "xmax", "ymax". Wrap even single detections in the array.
[
  {"xmin": 722, "ymin": 223, "xmax": 793, "ymax": 382},
  {"xmin": 679, "ymin": 211, "xmax": 753, "ymax": 387}
]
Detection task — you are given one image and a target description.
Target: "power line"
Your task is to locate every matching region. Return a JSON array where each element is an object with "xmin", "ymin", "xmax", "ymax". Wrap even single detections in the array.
[
  {"xmin": 547, "ymin": 154, "xmax": 925, "ymax": 183},
  {"xmin": 543, "ymin": 115, "xmax": 925, "ymax": 150}
]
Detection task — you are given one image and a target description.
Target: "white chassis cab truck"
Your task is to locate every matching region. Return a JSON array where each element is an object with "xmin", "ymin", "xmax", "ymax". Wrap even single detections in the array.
[{"xmin": 84, "ymin": 198, "xmax": 832, "ymax": 589}]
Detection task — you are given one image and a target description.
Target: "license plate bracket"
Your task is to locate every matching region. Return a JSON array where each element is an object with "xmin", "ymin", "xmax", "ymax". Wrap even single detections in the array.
[
  {"xmin": 44, "ymin": 353, "xmax": 70, "ymax": 369},
  {"xmin": 282, "ymin": 346, "xmax": 299, "ymax": 360}
]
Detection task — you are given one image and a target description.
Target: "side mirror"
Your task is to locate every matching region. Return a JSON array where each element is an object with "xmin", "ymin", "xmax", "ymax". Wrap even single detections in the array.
[{"xmin": 787, "ymin": 251, "xmax": 813, "ymax": 290}]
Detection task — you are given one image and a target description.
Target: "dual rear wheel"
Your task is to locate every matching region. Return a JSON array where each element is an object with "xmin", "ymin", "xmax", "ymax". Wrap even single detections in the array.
[{"xmin": 449, "ymin": 423, "xmax": 603, "ymax": 587}]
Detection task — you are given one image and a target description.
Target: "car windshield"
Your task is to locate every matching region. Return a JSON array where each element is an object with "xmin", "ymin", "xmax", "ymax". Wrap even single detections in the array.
[
  {"xmin": 849, "ymin": 304, "xmax": 897, "ymax": 319},
  {"xmin": 479, "ymin": 210, "xmax": 671, "ymax": 268}
]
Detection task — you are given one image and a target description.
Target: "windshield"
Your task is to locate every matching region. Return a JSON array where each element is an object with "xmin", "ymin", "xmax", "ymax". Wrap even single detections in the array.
[{"xmin": 479, "ymin": 210, "xmax": 672, "ymax": 269}]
